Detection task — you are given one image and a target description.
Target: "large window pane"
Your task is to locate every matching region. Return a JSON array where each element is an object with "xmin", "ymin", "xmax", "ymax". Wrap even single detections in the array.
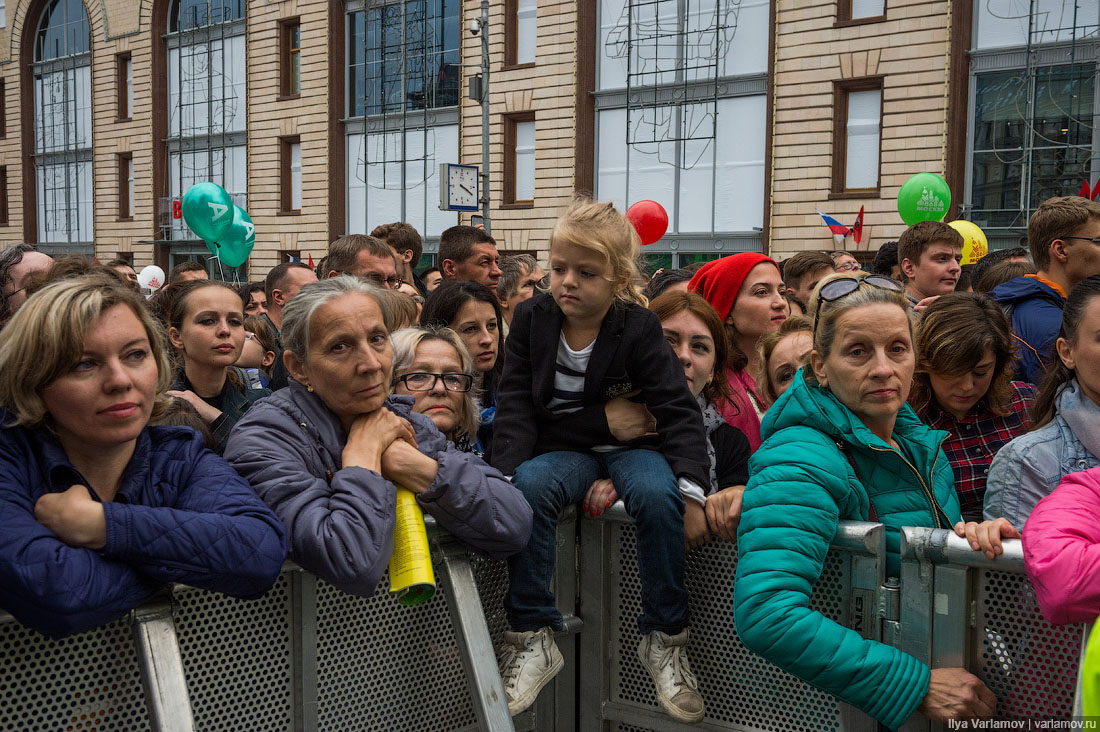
[
  {"xmin": 514, "ymin": 120, "xmax": 535, "ymax": 201},
  {"xmin": 976, "ymin": 0, "xmax": 1099, "ymax": 50},
  {"xmin": 168, "ymin": 36, "xmax": 247, "ymax": 136},
  {"xmin": 36, "ymin": 161, "xmax": 92, "ymax": 243},
  {"xmin": 845, "ymin": 88, "xmax": 881, "ymax": 190},
  {"xmin": 517, "ymin": 0, "xmax": 536, "ymax": 64},
  {"xmin": 714, "ymin": 94, "xmax": 764, "ymax": 231},
  {"xmin": 970, "ymin": 65, "xmax": 1094, "ymax": 232},
  {"xmin": 346, "ymin": 125, "xmax": 458, "ymax": 236}
]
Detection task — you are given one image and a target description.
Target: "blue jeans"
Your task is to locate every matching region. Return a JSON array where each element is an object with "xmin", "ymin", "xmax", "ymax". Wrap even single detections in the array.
[{"xmin": 505, "ymin": 449, "xmax": 688, "ymax": 635}]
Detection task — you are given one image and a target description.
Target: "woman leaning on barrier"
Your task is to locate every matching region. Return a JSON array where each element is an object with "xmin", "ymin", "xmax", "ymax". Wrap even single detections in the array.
[
  {"xmin": 223, "ymin": 277, "xmax": 532, "ymax": 598},
  {"xmin": 0, "ymin": 275, "xmax": 288, "ymax": 638},
  {"xmin": 733, "ymin": 273, "xmax": 1018, "ymax": 729}
]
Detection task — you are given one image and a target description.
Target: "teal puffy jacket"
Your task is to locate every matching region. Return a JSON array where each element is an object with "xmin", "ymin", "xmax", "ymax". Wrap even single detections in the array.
[{"xmin": 733, "ymin": 368, "xmax": 961, "ymax": 730}]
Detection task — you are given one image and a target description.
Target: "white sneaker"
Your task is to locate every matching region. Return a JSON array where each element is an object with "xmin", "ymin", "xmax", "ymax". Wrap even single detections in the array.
[
  {"xmin": 637, "ymin": 629, "xmax": 704, "ymax": 724},
  {"xmin": 497, "ymin": 627, "xmax": 564, "ymax": 716}
]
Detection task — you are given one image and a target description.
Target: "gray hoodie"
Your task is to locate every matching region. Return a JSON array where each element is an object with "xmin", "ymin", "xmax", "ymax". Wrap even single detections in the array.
[
  {"xmin": 984, "ymin": 380, "xmax": 1100, "ymax": 528},
  {"xmin": 224, "ymin": 382, "xmax": 533, "ymax": 597}
]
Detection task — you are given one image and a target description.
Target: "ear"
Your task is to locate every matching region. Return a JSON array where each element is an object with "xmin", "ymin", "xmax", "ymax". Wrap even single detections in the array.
[
  {"xmin": 1051, "ymin": 238, "xmax": 1069, "ymax": 265},
  {"xmin": 271, "ymin": 288, "xmax": 287, "ymax": 307},
  {"xmin": 326, "ymin": 270, "xmax": 340, "ymax": 280},
  {"xmin": 401, "ymin": 249, "xmax": 414, "ymax": 264},
  {"xmin": 809, "ymin": 349, "xmax": 828, "ymax": 387},
  {"xmin": 168, "ymin": 326, "xmax": 184, "ymax": 351},
  {"xmin": 284, "ymin": 349, "xmax": 310, "ymax": 386},
  {"xmin": 262, "ymin": 350, "xmax": 276, "ymax": 369},
  {"xmin": 1056, "ymin": 336, "xmax": 1075, "ymax": 370},
  {"xmin": 900, "ymin": 257, "xmax": 917, "ymax": 281},
  {"xmin": 440, "ymin": 259, "xmax": 458, "ymax": 279}
]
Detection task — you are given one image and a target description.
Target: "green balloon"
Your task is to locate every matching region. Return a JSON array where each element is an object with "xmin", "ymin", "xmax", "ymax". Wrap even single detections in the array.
[
  {"xmin": 897, "ymin": 173, "xmax": 951, "ymax": 226},
  {"xmin": 181, "ymin": 182, "xmax": 234, "ymax": 242},
  {"xmin": 215, "ymin": 206, "xmax": 255, "ymax": 268}
]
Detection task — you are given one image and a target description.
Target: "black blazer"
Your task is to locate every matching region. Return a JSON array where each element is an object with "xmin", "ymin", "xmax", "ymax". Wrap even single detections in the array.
[{"xmin": 491, "ymin": 292, "xmax": 710, "ymax": 488}]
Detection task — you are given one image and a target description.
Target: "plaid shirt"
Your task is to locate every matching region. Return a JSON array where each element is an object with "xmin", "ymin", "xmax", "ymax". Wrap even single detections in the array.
[{"xmin": 920, "ymin": 382, "xmax": 1035, "ymax": 522}]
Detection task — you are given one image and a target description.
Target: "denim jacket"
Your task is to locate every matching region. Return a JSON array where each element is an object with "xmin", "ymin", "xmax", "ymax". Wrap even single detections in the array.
[{"xmin": 984, "ymin": 380, "xmax": 1100, "ymax": 528}]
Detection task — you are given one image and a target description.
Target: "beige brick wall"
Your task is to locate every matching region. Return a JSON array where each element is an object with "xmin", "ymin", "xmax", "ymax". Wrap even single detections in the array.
[
  {"xmin": 459, "ymin": 0, "xmax": 578, "ymax": 262},
  {"xmin": 768, "ymin": 0, "xmax": 952, "ymax": 258}
]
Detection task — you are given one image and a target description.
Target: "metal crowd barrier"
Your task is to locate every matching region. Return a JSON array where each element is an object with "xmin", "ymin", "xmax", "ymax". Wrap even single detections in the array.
[
  {"xmin": 0, "ymin": 514, "xmax": 1086, "ymax": 732},
  {"xmin": 899, "ymin": 527, "xmax": 1087, "ymax": 732}
]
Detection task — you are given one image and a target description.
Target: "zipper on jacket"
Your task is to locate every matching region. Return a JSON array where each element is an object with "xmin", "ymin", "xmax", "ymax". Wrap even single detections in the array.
[{"xmin": 866, "ymin": 436, "xmax": 950, "ymax": 530}]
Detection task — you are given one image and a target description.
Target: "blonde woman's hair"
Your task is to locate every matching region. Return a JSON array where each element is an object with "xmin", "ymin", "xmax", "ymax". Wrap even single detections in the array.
[
  {"xmin": 0, "ymin": 274, "xmax": 173, "ymax": 428},
  {"xmin": 808, "ymin": 272, "xmax": 914, "ymax": 362},
  {"xmin": 389, "ymin": 325, "xmax": 481, "ymax": 441},
  {"xmin": 550, "ymin": 198, "xmax": 647, "ymax": 306}
]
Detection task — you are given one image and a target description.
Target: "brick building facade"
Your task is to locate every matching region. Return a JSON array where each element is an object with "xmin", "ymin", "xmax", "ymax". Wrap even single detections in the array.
[{"xmin": 0, "ymin": 0, "xmax": 1095, "ymax": 273}]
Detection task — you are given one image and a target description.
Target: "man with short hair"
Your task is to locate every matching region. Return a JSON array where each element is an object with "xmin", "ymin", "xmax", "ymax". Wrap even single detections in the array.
[
  {"xmin": 263, "ymin": 261, "xmax": 318, "ymax": 391},
  {"xmin": 106, "ymin": 258, "xmax": 138, "ymax": 284},
  {"xmin": 265, "ymin": 262, "xmax": 318, "ymax": 334},
  {"xmin": 168, "ymin": 260, "xmax": 208, "ymax": 284},
  {"xmin": 496, "ymin": 254, "xmax": 544, "ymax": 327},
  {"xmin": 438, "ymin": 225, "xmax": 502, "ymax": 288},
  {"xmin": 993, "ymin": 195, "xmax": 1100, "ymax": 383},
  {"xmin": 782, "ymin": 251, "xmax": 835, "ymax": 309},
  {"xmin": 372, "ymin": 222, "xmax": 425, "ymax": 293},
  {"xmin": 326, "ymin": 234, "xmax": 401, "ymax": 289},
  {"xmin": 420, "ymin": 266, "xmax": 443, "ymax": 292},
  {"xmin": 898, "ymin": 221, "xmax": 963, "ymax": 302},
  {"xmin": 971, "ymin": 246, "xmax": 1029, "ymax": 289},
  {"xmin": 0, "ymin": 245, "xmax": 52, "ymax": 326}
]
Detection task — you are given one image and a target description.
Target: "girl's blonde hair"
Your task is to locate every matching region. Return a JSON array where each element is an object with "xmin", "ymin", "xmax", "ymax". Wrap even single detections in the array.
[
  {"xmin": 0, "ymin": 274, "xmax": 173, "ymax": 428},
  {"xmin": 550, "ymin": 198, "xmax": 647, "ymax": 306}
]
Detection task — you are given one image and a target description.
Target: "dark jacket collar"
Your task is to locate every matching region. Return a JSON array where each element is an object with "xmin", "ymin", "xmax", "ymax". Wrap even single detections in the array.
[{"xmin": 30, "ymin": 423, "xmax": 152, "ymax": 503}]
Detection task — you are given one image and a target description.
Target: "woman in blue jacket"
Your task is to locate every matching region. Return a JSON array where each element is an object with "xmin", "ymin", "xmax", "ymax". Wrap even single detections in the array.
[
  {"xmin": 734, "ymin": 273, "xmax": 1014, "ymax": 729},
  {"xmin": 0, "ymin": 275, "xmax": 287, "ymax": 638}
]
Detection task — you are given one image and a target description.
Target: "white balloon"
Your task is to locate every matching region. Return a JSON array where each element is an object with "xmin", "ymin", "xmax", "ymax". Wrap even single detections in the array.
[{"xmin": 137, "ymin": 265, "xmax": 166, "ymax": 292}]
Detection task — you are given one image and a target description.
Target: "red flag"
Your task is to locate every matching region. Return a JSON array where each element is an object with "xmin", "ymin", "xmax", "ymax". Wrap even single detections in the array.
[
  {"xmin": 852, "ymin": 206, "xmax": 865, "ymax": 246},
  {"xmin": 308, "ymin": 254, "xmax": 314, "ymax": 268}
]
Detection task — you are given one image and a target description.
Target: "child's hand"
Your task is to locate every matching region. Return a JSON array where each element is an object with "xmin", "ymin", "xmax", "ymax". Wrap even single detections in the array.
[
  {"xmin": 705, "ymin": 485, "xmax": 744, "ymax": 543},
  {"xmin": 684, "ymin": 501, "xmax": 708, "ymax": 550},
  {"xmin": 584, "ymin": 479, "xmax": 618, "ymax": 517}
]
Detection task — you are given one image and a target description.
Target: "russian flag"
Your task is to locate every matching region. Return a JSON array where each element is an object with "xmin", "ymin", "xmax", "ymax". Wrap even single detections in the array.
[{"xmin": 816, "ymin": 208, "xmax": 851, "ymax": 240}]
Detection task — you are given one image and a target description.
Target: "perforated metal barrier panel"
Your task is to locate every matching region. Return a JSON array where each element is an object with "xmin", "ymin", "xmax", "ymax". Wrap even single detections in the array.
[
  {"xmin": 175, "ymin": 573, "xmax": 294, "ymax": 731},
  {"xmin": 0, "ymin": 616, "xmax": 148, "ymax": 732},
  {"xmin": 607, "ymin": 523, "xmax": 847, "ymax": 732},
  {"xmin": 973, "ymin": 568, "xmax": 1084, "ymax": 720},
  {"xmin": 315, "ymin": 571, "xmax": 479, "ymax": 732}
]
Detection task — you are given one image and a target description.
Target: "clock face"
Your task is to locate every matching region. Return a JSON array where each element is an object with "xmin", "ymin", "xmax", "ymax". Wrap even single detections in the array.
[{"xmin": 448, "ymin": 165, "xmax": 479, "ymax": 209}]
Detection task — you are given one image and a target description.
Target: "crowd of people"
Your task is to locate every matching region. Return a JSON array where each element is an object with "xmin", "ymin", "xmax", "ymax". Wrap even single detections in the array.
[{"xmin": 0, "ymin": 194, "xmax": 1098, "ymax": 727}]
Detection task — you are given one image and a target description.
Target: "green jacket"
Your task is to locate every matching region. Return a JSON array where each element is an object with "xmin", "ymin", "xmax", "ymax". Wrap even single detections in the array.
[{"xmin": 733, "ymin": 368, "xmax": 961, "ymax": 729}]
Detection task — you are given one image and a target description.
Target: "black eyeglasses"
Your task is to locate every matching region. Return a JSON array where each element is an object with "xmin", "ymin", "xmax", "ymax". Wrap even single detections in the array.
[
  {"xmin": 1060, "ymin": 235, "xmax": 1100, "ymax": 245},
  {"xmin": 813, "ymin": 275, "xmax": 906, "ymax": 331},
  {"xmin": 394, "ymin": 372, "xmax": 473, "ymax": 392}
]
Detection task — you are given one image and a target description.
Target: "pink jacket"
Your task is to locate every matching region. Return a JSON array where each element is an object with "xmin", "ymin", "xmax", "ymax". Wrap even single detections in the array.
[
  {"xmin": 717, "ymin": 368, "xmax": 764, "ymax": 453},
  {"xmin": 1023, "ymin": 466, "xmax": 1100, "ymax": 625}
]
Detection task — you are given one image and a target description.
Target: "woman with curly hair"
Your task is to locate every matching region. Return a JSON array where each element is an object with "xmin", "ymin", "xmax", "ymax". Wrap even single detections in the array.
[{"xmin": 909, "ymin": 292, "xmax": 1034, "ymax": 522}]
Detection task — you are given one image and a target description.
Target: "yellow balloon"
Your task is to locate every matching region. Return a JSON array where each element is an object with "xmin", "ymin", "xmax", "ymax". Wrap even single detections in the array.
[{"xmin": 948, "ymin": 219, "xmax": 989, "ymax": 265}]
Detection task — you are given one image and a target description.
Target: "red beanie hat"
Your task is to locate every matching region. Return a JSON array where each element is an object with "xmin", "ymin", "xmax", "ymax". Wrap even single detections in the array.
[{"xmin": 688, "ymin": 253, "xmax": 779, "ymax": 321}]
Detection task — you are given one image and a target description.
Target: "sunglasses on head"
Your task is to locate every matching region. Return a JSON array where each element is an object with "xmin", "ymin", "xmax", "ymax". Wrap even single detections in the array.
[{"xmin": 813, "ymin": 275, "xmax": 905, "ymax": 331}]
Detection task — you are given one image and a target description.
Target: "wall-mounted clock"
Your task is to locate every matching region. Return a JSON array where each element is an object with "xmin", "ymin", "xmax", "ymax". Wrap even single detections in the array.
[{"xmin": 439, "ymin": 163, "xmax": 481, "ymax": 212}]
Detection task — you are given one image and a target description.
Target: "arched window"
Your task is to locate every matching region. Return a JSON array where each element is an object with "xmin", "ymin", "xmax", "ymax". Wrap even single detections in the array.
[
  {"xmin": 166, "ymin": 0, "xmax": 246, "ymax": 253},
  {"xmin": 32, "ymin": 0, "xmax": 92, "ymax": 249}
]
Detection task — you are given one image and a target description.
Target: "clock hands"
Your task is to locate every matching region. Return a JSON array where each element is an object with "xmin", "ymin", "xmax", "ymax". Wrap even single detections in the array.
[{"xmin": 460, "ymin": 184, "xmax": 473, "ymax": 196}]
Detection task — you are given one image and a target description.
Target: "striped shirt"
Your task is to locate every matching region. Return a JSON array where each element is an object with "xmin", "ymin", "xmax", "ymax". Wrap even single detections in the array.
[{"xmin": 547, "ymin": 333, "xmax": 594, "ymax": 415}]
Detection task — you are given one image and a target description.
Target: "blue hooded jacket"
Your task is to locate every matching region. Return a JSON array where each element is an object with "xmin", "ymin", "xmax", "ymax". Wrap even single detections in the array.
[{"xmin": 990, "ymin": 275, "xmax": 1065, "ymax": 385}]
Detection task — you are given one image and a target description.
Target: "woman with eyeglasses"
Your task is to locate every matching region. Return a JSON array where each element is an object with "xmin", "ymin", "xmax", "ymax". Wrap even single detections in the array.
[
  {"xmin": 421, "ymin": 280, "xmax": 505, "ymax": 457},
  {"xmin": 734, "ymin": 272, "xmax": 1014, "ymax": 727},
  {"xmin": 224, "ymin": 277, "xmax": 531, "ymax": 598},
  {"xmin": 391, "ymin": 326, "xmax": 482, "ymax": 453}
]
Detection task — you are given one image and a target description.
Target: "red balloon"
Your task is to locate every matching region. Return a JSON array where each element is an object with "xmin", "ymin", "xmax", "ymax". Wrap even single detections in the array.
[{"xmin": 625, "ymin": 200, "xmax": 669, "ymax": 246}]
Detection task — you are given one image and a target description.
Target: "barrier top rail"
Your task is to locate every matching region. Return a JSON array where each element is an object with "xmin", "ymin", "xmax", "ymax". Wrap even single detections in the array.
[
  {"xmin": 599, "ymin": 500, "xmax": 885, "ymax": 556},
  {"xmin": 901, "ymin": 526, "xmax": 1025, "ymax": 571}
]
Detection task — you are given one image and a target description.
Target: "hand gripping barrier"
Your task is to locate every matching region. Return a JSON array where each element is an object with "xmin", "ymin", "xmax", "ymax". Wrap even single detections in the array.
[
  {"xmin": 898, "ymin": 527, "xmax": 1087, "ymax": 732},
  {"xmin": 0, "ymin": 515, "xmax": 1086, "ymax": 732}
]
